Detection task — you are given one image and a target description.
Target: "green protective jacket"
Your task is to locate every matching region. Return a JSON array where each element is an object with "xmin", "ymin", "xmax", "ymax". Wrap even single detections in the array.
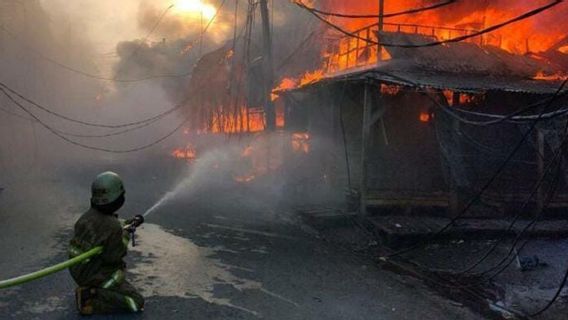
[{"xmin": 69, "ymin": 208, "xmax": 130, "ymax": 288}]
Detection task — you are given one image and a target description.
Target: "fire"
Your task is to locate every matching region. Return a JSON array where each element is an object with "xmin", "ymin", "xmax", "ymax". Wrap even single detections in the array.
[
  {"xmin": 533, "ymin": 71, "xmax": 567, "ymax": 81},
  {"xmin": 272, "ymin": 77, "xmax": 297, "ymax": 101},
  {"xmin": 171, "ymin": 144, "xmax": 197, "ymax": 162},
  {"xmin": 300, "ymin": 70, "xmax": 324, "ymax": 87},
  {"xmin": 202, "ymin": 107, "xmax": 265, "ymax": 134},
  {"xmin": 289, "ymin": 1, "xmax": 568, "ymax": 83},
  {"xmin": 381, "ymin": 84, "xmax": 401, "ymax": 95},
  {"xmin": 419, "ymin": 112, "xmax": 431, "ymax": 123},
  {"xmin": 275, "ymin": 1, "xmax": 567, "ymax": 95},
  {"xmin": 174, "ymin": 0, "xmax": 216, "ymax": 20},
  {"xmin": 319, "ymin": 1, "xmax": 568, "ymax": 54},
  {"xmin": 291, "ymin": 132, "xmax": 310, "ymax": 154},
  {"xmin": 233, "ymin": 175, "xmax": 256, "ymax": 183}
]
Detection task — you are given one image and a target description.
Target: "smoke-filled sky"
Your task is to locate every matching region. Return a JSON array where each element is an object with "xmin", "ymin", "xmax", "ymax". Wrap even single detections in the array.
[
  {"xmin": 1, "ymin": 0, "xmax": 565, "ymax": 177},
  {"xmin": 0, "ymin": 0, "xmax": 318, "ymax": 174}
]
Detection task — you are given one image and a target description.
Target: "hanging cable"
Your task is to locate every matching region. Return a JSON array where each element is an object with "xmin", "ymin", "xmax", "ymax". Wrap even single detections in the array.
[
  {"xmin": 0, "ymin": 87, "xmax": 188, "ymax": 153},
  {"xmin": 454, "ymin": 131, "xmax": 566, "ymax": 277},
  {"xmin": 380, "ymin": 78, "xmax": 568, "ymax": 258},
  {"xmin": 0, "ymin": 82, "xmax": 185, "ymax": 129},
  {"xmin": 295, "ymin": 0, "xmax": 458, "ymax": 19}
]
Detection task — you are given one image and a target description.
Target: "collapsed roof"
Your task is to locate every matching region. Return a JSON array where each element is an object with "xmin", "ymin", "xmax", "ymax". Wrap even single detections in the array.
[{"xmin": 284, "ymin": 31, "xmax": 567, "ymax": 95}]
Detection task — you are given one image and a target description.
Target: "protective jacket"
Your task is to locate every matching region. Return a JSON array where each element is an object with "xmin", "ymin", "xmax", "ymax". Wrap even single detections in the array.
[
  {"xmin": 68, "ymin": 208, "xmax": 143, "ymax": 314},
  {"xmin": 69, "ymin": 208, "xmax": 128, "ymax": 287}
]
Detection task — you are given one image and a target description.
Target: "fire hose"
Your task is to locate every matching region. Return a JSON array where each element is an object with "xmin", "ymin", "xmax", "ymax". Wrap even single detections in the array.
[
  {"xmin": 0, "ymin": 246, "xmax": 103, "ymax": 289},
  {"xmin": 0, "ymin": 215, "xmax": 144, "ymax": 290}
]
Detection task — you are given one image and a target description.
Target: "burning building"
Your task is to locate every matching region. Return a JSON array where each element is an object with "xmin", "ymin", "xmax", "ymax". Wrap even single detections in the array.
[{"xmin": 274, "ymin": 1, "xmax": 568, "ymax": 216}]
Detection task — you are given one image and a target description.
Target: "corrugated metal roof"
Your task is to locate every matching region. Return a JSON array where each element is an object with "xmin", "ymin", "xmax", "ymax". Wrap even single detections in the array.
[
  {"xmin": 379, "ymin": 32, "xmax": 551, "ymax": 78},
  {"xmin": 288, "ymin": 65, "xmax": 564, "ymax": 95},
  {"xmin": 281, "ymin": 31, "xmax": 565, "ymax": 95}
]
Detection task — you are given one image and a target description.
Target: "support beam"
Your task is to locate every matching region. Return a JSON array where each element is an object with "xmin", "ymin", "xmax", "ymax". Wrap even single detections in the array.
[
  {"xmin": 536, "ymin": 129, "xmax": 545, "ymax": 215},
  {"xmin": 360, "ymin": 81, "xmax": 374, "ymax": 216},
  {"xmin": 259, "ymin": 0, "xmax": 276, "ymax": 130},
  {"xmin": 377, "ymin": 0, "xmax": 385, "ymax": 63}
]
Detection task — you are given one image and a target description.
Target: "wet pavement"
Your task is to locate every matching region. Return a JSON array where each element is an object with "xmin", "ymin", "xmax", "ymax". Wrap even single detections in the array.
[
  {"xmin": 0, "ymin": 158, "xmax": 483, "ymax": 319},
  {"xmin": 404, "ymin": 237, "xmax": 568, "ymax": 319}
]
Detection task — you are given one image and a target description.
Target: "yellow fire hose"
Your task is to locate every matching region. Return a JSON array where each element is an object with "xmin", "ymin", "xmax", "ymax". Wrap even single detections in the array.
[{"xmin": 0, "ymin": 246, "xmax": 103, "ymax": 289}]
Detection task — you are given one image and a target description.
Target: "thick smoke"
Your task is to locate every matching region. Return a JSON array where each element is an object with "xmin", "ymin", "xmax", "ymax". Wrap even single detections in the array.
[
  {"xmin": 0, "ymin": 0, "xmax": 190, "ymax": 184},
  {"xmin": 114, "ymin": 0, "xmax": 321, "ymax": 103}
]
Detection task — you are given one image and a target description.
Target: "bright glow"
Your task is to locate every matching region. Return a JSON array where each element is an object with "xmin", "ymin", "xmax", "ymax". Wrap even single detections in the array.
[{"xmin": 174, "ymin": 0, "xmax": 216, "ymax": 20}]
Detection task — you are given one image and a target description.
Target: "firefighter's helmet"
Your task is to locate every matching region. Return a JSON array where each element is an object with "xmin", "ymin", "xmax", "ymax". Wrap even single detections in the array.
[{"xmin": 91, "ymin": 172, "xmax": 125, "ymax": 206}]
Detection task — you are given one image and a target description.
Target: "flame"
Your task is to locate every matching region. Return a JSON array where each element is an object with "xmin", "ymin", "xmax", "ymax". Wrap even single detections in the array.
[
  {"xmin": 274, "ymin": 0, "xmax": 568, "ymax": 90},
  {"xmin": 171, "ymin": 144, "xmax": 197, "ymax": 162},
  {"xmin": 533, "ymin": 71, "xmax": 567, "ymax": 81},
  {"xmin": 299, "ymin": 70, "xmax": 324, "ymax": 87},
  {"xmin": 233, "ymin": 175, "xmax": 256, "ymax": 183},
  {"xmin": 203, "ymin": 107, "xmax": 265, "ymax": 134},
  {"xmin": 320, "ymin": 1, "xmax": 568, "ymax": 54},
  {"xmin": 291, "ymin": 132, "xmax": 310, "ymax": 154},
  {"xmin": 381, "ymin": 84, "xmax": 401, "ymax": 95},
  {"xmin": 272, "ymin": 77, "xmax": 298, "ymax": 101},
  {"xmin": 419, "ymin": 112, "xmax": 431, "ymax": 123},
  {"xmin": 443, "ymin": 89, "xmax": 455, "ymax": 106},
  {"xmin": 174, "ymin": 0, "xmax": 216, "ymax": 20}
]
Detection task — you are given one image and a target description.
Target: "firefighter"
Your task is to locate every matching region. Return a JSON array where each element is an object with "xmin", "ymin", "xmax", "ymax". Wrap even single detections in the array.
[{"xmin": 68, "ymin": 171, "xmax": 144, "ymax": 315}]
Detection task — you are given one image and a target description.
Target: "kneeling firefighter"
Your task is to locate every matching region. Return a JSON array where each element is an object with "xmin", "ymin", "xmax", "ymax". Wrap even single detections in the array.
[{"xmin": 69, "ymin": 171, "xmax": 145, "ymax": 315}]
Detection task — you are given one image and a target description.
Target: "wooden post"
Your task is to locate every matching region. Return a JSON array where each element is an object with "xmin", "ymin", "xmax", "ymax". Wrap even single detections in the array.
[
  {"xmin": 536, "ymin": 129, "xmax": 545, "ymax": 215},
  {"xmin": 377, "ymin": 0, "xmax": 384, "ymax": 63},
  {"xmin": 360, "ymin": 81, "xmax": 373, "ymax": 216},
  {"xmin": 259, "ymin": 0, "xmax": 275, "ymax": 130}
]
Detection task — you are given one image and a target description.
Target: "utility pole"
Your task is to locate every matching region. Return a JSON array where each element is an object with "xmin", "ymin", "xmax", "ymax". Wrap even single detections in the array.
[
  {"xmin": 377, "ymin": 0, "xmax": 384, "ymax": 63},
  {"xmin": 259, "ymin": 0, "xmax": 276, "ymax": 131}
]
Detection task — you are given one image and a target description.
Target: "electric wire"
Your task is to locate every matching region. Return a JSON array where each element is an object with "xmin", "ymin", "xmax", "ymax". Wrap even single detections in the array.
[
  {"xmin": 294, "ymin": 0, "xmax": 458, "ymax": 19},
  {"xmin": 0, "ymin": 82, "xmax": 185, "ymax": 129},
  {"xmin": 380, "ymin": 78, "xmax": 568, "ymax": 259},
  {"xmin": 0, "ymin": 102, "xmax": 34, "ymax": 121},
  {"xmin": 1, "ymin": 95, "xmax": 175, "ymax": 138},
  {"xmin": 531, "ymin": 262, "xmax": 568, "ymax": 316},
  {"xmin": 446, "ymin": 117, "xmax": 568, "ymax": 277},
  {"xmin": 399, "ymin": 128, "xmax": 567, "ymax": 291},
  {"xmin": 295, "ymin": 0, "xmax": 563, "ymax": 49},
  {"xmin": 454, "ymin": 133, "xmax": 566, "ymax": 277},
  {"xmin": 0, "ymin": 87, "xmax": 188, "ymax": 153},
  {"xmin": 52, "ymin": 114, "xmax": 173, "ymax": 138}
]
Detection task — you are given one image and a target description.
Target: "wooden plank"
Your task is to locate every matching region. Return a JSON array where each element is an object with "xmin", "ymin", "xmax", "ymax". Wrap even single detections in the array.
[{"xmin": 360, "ymin": 82, "xmax": 373, "ymax": 216}]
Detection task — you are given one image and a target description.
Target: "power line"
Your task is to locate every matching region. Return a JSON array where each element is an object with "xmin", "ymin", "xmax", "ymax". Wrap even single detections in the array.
[
  {"xmin": 0, "ymin": 86, "xmax": 188, "ymax": 153},
  {"xmin": 531, "ymin": 263, "xmax": 568, "ymax": 316},
  {"xmin": 0, "ymin": 102, "xmax": 34, "ymax": 121},
  {"xmin": 53, "ymin": 115, "xmax": 171, "ymax": 138},
  {"xmin": 374, "ymin": 71, "xmax": 568, "ymax": 126},
  {"xmin": 296, "ymin": 0, "xmax": 563, "ymax": 48},
  {"xmin": 454, "ymin": 133, "xmax": 566, "ymax": 277},
  {"xmin": 0, "ymin": 82, "xmax": 185, "ymax": 128},
  {"xmin": 381, "ymin": 78, "xmax": 568, "ymax": 259},
  {"xmin": 1, "ymin": 95, "xmax": 175, "ymax": 138},
  {"xmin": 295, "ymin": 0, "xmax": 458, "ymax": 19}
]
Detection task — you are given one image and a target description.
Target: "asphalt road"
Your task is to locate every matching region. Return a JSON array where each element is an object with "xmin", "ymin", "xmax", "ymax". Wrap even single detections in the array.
[{"xmin": 0, "ymin": 158, "xmax": 483, "ymax": 319}]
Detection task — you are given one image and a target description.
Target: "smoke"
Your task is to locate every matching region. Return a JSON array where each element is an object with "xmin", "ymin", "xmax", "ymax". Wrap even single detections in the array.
[{"xmin": 0, "ymin": 0, "xmax": 192, "ymax": 185}]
